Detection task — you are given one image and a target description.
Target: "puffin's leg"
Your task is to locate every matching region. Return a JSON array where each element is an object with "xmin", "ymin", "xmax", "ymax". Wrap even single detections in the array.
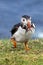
[
  {"xmin": 10, "ymin": 38, "xmax": 16, "ymax": 48},
  {"xmin": 24, "ymin": 41, "xmax": 30, "ymax": 51}
]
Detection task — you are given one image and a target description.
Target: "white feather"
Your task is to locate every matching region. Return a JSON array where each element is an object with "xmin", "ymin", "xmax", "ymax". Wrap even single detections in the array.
[{"xmin": 12, "ymin": 26, "xmax": 35, "ymax": 42}]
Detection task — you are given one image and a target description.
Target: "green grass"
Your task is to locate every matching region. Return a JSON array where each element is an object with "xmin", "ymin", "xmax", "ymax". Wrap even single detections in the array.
[{"xmin": 0, "ymin": 39, "xmax": 43, "ymax": 65}]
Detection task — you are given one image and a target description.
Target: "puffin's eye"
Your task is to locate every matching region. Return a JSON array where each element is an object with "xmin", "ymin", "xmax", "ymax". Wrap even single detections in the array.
[
  {"xmin": 21, "ymin": 18, "xmax": 26, "ymax": 23},
  {"xmin": 23, "ymin": 19, "xmax": 25, "ymax": 22}
]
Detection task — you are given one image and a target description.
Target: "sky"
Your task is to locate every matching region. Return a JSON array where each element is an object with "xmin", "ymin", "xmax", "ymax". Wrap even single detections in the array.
[{"xmin": 0, "ymin": 0, "xmax": 43, "ymax": 38}]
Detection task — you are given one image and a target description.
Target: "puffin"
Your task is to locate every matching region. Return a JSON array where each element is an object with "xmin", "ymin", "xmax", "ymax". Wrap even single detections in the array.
[{"xmin": 10, "ymin": 15, "xmax": 35, "ymax": 51}]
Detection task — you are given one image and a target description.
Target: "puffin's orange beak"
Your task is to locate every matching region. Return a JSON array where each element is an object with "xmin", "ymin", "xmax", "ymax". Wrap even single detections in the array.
[{"xmin": 27, "ymin": 22, "xmax": 31, "ymax": 28}]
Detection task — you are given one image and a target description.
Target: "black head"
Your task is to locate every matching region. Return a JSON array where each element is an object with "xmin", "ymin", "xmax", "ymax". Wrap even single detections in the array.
[{"xmin": 22, "ymin": 15, "xmax": 31, "ymax": 20}]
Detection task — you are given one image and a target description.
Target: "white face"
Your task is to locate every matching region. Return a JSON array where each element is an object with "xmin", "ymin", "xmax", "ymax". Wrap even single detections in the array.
[
  {"xmin": 21, "ymin": 17, "xmax": 31, "ymax": 25},
  {"xmin": 21, "ymin": 18, "xmax": 27, "ymax": 25}
]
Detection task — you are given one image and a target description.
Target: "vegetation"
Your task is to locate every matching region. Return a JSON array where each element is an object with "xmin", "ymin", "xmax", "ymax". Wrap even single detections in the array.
[{"xmin": 0, "ymin": 39, "xmax": 43, "ymax": 65}]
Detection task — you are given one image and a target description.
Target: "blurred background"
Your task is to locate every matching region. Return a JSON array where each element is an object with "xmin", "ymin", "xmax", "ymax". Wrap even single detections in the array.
[{"xmin": 0, "ymin": 0, "xmax": 43, "ymax": 39}]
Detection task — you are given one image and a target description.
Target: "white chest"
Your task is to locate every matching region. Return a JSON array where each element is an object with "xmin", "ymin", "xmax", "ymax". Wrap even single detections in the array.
[{"xmin": 12, "ymin": 26, "xmax": 35, "ymax": 42}]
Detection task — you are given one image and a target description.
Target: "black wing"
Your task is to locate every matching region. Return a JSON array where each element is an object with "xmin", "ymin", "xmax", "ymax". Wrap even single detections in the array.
[{"xmin": 10, "ymin": 23, "xmax": 23, "ymax": 35}]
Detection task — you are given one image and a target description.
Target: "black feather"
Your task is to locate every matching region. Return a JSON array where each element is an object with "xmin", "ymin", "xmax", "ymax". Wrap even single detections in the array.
[
  {"xmin": 22, "ymin": 15, "xmax": 31, "ymax": 20},
  {"xmin": 10, "ymin": 23, "xmax": 23, "ymax": 35}
]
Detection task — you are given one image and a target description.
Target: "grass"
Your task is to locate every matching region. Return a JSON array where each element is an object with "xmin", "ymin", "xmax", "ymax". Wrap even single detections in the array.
[{"xmin": 0, "ymin": 38, "xmax": 43, "ymax": 65}]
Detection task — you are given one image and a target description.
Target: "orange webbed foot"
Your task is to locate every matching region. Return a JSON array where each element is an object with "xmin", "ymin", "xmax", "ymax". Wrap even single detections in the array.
[{"xmin": 10, "ymin": 38, "xmax": 17, "ymax": 48}]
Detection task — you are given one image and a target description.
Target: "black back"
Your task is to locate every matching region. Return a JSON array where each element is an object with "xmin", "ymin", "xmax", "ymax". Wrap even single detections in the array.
[{"xmin": 10, "ymin": 23, "xmax": 23, "ymax": 35}]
